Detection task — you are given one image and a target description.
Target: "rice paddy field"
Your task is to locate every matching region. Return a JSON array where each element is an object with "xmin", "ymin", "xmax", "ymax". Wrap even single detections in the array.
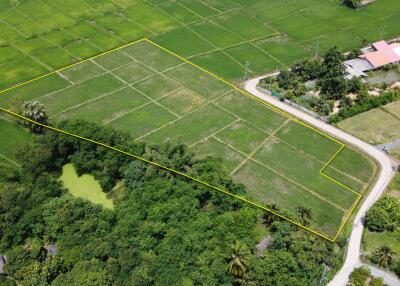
[
  {"xmin": 0, "ymin": 116, "xmax": 34, "ymax": 164},
  {"xmin": 0, "ymin": 0, "xmax": 399, "ymax": 89},
  {"xmin": 0, "ymin": 39, "xmax": 377, "ymax": 238}
]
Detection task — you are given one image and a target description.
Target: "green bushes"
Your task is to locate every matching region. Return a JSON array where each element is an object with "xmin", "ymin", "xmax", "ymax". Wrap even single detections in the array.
[
  {"xmin": 348, "ymin": 267, "xmax": 385, "ymax": 286},
  {"xmin": 330, "ymin": 91, "xmax": 400, "ymax": 123},
  {"xmin": 365, "ymin": 196, "xmax": 400, "ymax": 232}
]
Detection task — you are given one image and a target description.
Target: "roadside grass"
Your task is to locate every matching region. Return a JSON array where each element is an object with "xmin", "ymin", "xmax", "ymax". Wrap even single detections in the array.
[
  {"xmin": 0, "ymin": 40, "xmax": 376, "ymax": 238},
  {"xmin": 0, "ymin": 116, "xmax": 34, "ymax": 162},
  {"xmin": 60, "ymin": 163, "xmax": 114, "ymax": 209},
  {"xmin": 0, "ymin": 0, "xmax": 399, "ymax": 88}
]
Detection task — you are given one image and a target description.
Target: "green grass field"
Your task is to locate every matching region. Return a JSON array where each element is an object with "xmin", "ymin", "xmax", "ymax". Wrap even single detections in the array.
[
  {"xmin": 338, "ymin": 101, "xmax": 400, "ymax": 160},
  {"xmin": 0, "ymin": 40, "xmax": 377, "ymax": 238},
  {"xmin": 60, "ymin": 163, "xmax": 114, "ymax": 209},
  {"xmin": 0, "ymin": 0, "xmax": 399, "ymax": 89},
  {"xmin": 0, "ymin": 116, "xmax": 34, "ymax": 163}
]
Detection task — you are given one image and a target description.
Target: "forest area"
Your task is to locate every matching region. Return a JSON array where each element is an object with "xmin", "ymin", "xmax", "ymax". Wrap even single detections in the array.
[{"xmin": 0, "ymin": 118, "xmax": 344, "ymax": 285}]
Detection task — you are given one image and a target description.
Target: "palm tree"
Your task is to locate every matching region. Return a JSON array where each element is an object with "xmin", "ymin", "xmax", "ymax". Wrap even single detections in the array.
[
  {"xmin": 262, "ymin": 203, "xmax": 280, "ymax": 225},
  {"xmin": 235, "ymin": 272, "xmax": 257, "ymax": 286},
  {"xmin": 226, "ymin": 241, "xmax": 251, "ymax": 278},
  {"xmin": 373, "ymin": 245, "xmax": 396, "ymax": 268},
  {"xmin": 296, "ymin": 206, "xmax": 312, "ymax": 226}
]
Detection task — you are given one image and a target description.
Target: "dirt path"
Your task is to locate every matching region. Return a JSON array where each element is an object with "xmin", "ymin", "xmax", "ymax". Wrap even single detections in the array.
[{"xmin": 244, "ymin": 75, "xmax": 398, "ymax": 286}]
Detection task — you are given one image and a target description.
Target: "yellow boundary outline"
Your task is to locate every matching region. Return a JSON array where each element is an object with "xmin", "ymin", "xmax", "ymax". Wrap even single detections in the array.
[{"xmin": 0, "ymin": 38, "xmax": 363, "ymax": 242}]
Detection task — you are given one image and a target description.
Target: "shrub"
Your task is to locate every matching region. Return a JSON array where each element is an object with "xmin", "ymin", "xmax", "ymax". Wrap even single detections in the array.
[{"xmin": 365, "ymin": 196, "xmax": 400, "ymax": 232}]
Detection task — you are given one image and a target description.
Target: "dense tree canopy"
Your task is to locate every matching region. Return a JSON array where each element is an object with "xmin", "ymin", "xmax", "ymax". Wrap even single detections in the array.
[
  {"xmin": 365, "ymin": 196, "xmax": 400, "ymax": 232},
  {"xmin": 0, "ymin": 120, "xmax": 344, "ymax": 285}
]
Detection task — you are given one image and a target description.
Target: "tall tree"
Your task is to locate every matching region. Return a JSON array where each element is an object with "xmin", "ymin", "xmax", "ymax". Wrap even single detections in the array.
[
  {"xmin": 22, "ymin": 101, "xmax": 48, "ymax": 133},
  {"xmin": 322, "ymin": 47, "xmax": 345, "ymax": 78},
  {"xmin": 296, "ymin": 207, "xmax": 312, "ymax": 226},
  {"xmin": 262, "ymin": 203, "xmax": 280, "ymax": 225},
  {"xmin": 226, "ymin": 241, "xmax": 251, "ymax": 278}
]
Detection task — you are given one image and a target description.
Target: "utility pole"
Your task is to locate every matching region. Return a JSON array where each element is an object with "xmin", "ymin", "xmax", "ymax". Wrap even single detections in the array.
[
  {"xmin": 315, "ymin": 40, "xmax": 319, "ymax": 58},
  {"xmin": 380, "ymin": 23, "xmax": 386, "ymax": 40},
  {"xmin": 243, "ymin": 61, "xmax": 250, "ymax": 82}
]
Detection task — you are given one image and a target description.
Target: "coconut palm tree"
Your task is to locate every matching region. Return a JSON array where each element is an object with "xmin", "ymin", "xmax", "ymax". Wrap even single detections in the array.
[
  {"xmin": 262, "ymin": 203, "xmax": 280, "ymax": 225},
  {"xmin": 235, "ymin": 272, "xmax": 257, "ymax": 286},
  {"xmin": 226, "ymin": 241, "xmax": 251, "ymax": 278},
  {"xmin": 373, "ymin": 245, "xmax": 396, "ymax": 268},
  {"xmin": 296, "ymin": 206, "xmax": 312, "ymax": 226}
]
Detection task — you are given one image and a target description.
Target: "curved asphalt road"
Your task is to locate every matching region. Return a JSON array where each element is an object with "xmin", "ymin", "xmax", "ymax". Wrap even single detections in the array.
[{"xmin": 244, "ymin": 76, "xmax": 397, "ymax": 285}]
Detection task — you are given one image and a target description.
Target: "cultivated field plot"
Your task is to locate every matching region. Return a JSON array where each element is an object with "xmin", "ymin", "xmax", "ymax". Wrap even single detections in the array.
[
  {"xmin": 0, "ymin": 39, "xmax": 376, "ymax": 239},
  {"xmin": 0, "ymin": 116, "xmax": 34, "ymax": 164},
  {"xmin": 1, "ymin": 0, "xmax": 399, "ymax": 88}
]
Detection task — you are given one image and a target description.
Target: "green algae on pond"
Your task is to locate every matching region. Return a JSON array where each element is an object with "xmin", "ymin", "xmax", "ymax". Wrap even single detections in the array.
[{"xmin": 60, "ymin": 163, "xmax": 113, "ymax": 209}]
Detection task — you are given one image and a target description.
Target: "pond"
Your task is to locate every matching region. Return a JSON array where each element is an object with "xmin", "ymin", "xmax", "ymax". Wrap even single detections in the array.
[{"xmin": 60, "ymin": 164, "xmax": 113, "ymax": 209}]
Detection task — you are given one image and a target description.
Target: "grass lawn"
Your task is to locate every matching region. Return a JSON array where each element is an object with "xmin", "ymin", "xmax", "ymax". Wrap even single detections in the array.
[
  {"xmin": 0, "ymin": 116, "xmax": 34, "ymax": 162},
  {"xmin": 363, "ymin": 230, "xmax": 400, "ymax": 256},
  {"xmin": 337, "ymin": 101, "xmax": 400, "ymax": 160},
  {"xmin": 0, "ymin": 39, "xmax": 376, "ymax": 239},
  {"xmin": 60, "ymin": 163, "xmax": 113, "ymax": 209},
  {"xmin": 338, "ymin": 106, "xmax": 400, "ymax": 144},
  {"xmin": 0, "ymin": 0, "xmax": 399, "ymax": 88}
]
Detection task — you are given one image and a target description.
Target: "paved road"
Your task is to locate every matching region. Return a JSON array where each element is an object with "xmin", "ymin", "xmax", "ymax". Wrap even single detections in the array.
[{"xmin": 244, "ymin": 76, "xmax": 397, "ymax": 286}]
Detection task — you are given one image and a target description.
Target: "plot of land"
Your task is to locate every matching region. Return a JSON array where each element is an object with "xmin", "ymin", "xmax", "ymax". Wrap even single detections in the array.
[
  {"xmin": 0, "ymin": 116, "xmax": 34, "ymax": 163},
  {"xmin": 338, "ymin": 101, "xmax": 400, "ymax": 160},
  {"xmin": 0, "ymin": 39, "xmax": 376, "ymax": 238},
  {"xmin": 0, "ymin": 0, "xmax": 399, "ymax": 88}
]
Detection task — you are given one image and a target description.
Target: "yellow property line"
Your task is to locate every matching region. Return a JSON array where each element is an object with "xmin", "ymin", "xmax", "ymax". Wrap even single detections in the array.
[{"xmin": 0, "ymin": 38, "xmax": 363, "ymax": 242}]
